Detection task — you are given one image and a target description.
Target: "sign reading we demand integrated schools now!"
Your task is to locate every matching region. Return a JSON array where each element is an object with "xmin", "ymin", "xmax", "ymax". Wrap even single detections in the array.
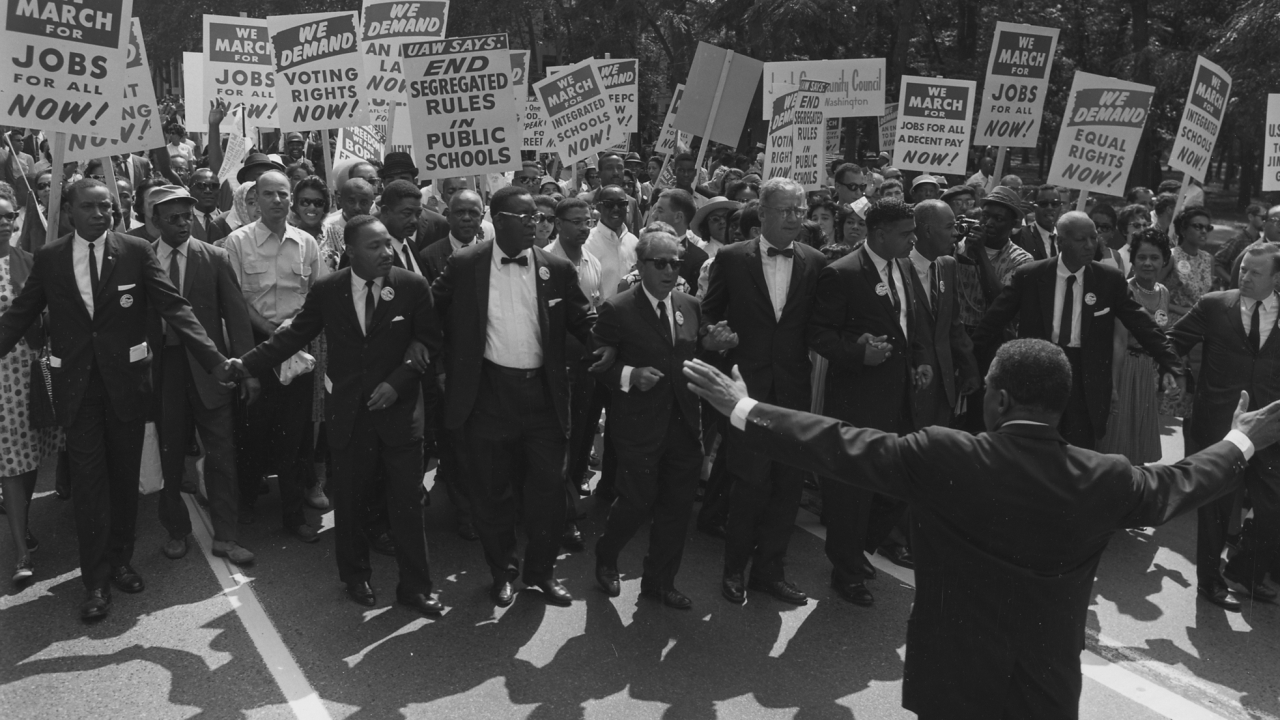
[
  {"xmin": 204, "ymin": 15, "xmax": 277, "ymax": 132},
  {"xmin": 2, "ymin": 0, "xmax": 134, "ymax": 137},
  {"xmin": 267, "ymin": 11, "xmax": 368, "ymax": 131},
  {"xmin": 401, "ymin": 33, "xmax": 519, "ymax": 179},
  {"xmin": 1048, "ymin": 72, "xmax": 1153, "ymax": 196}
]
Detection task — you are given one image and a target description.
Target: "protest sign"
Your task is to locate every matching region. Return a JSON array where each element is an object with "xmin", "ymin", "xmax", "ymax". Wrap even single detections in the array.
[
  {"xmin": 763, "ymin": 85, "xmax": 796, "ymax": 180},
  {"xmin": 893, "ymin": 76, "xmax": 976, "ymax": 175},
  {"xmin": 268, "ymin": 12, "xmax": 369, "ymax": 132},
  {"xmin": 401, "ymin": 33, "xmax": 519, "ymax": 178},
  {"xmin": 1, "ymin": 0, "xmax": 133, "ymax": 136},
  {"xmin": 217, "ymin": 105, "xmax": 247, "ymax": 184},
  {"xmin": 1047, "ymin": 72, "xmax": 1153, "ymax": 196},
  {"xmin": 204, "ymin": 15, "xmax": 277, "ymax": 132},
  {"xmin": 522, "ymin": 100, "xmax": 549, "ymax": 150},
  {"xmin": 510, "ymin": 50, "xmax": 528, "ymax": 95},
  {"xmin": 598, "ymin": 58, "xmax": 638, "ymax": 151},
  {"xmin": 974, "ymin": 23, "xmax": 1059, "ymax": 147},
  {"xmin": 792, "ymin": 79, "xmax": 829, "ymax": 190},
  {"xmin": 675, "ymin": 43, "xmax": 763, "ymax": 146},
  {"xmin": 1167, "ymin": 56, "xmax": 1231, "ymax": 183},
  {"xmin": 335, "ymin": 124, "xmax": 386, "ymax": 164},
  {"xmin": 66, "ymin": 18, "xmax": 164, "ymax": 161},
  {"xmin": 879, "ymin": 102, "xmax": 898, "ymax": 154},
  {"xmin": 361, "ymin": 0, "xmax": 448, "ymax": 103},
  {"xmin": 762, "ymin": 59, "xmax": 885, "ymax": 120},
  {"xmin": 825, "ymin": 117, "xmax": 841, "ymax": 157},
  {"xmin": 656, "ymin": 85, "xmax": 686, "ymax": 157},
  {"xmin": 1263, "ymin": 95, "xmax": 1280, "ymax": 193},
  {"xmin": 183, "ymin": 52, "xmax": 205, "ymax": 130},
  {"xmin": 533, "ymin": 57, "xmax": 624, "ymax": 163}
]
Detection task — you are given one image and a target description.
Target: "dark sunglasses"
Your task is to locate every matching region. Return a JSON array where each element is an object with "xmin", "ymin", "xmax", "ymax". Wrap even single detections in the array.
[
  {"xmin": 192, "ymin": 182, "xmax": 219, "ymax": 192},
  {"xmin": 297, "ymin": 197, "xmax": 326, "ymax": 208},
  {"xmin": 0, "ymin": 211, "xmax": 18, "ymax": 222},
  {"xmin": 1034, "ymin": 200, "xmax": 1062, "ymax": 208},
  {"xmin": 642, "ymin": 258, "xmax": 681, "ymax": 271},
  {"xmin": 161, "ymin": 211, "xmax": 193, "ymax": 225},
  {"xmin": 837, "ymin": 180, "xmax": 868, "ymax": 192},
  {"xmin": 599, "ymin": 200, "xmax": 629, "ymax": 210}
]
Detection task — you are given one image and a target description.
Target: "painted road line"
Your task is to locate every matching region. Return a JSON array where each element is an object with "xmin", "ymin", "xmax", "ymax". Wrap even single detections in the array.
[
  {"xmin": 184, "ymin": 494, "xmax": 334, "ymax": 720},
  {"xmin": 794, "ymin": 507, "xmax": 1234, "ymax": 720}
]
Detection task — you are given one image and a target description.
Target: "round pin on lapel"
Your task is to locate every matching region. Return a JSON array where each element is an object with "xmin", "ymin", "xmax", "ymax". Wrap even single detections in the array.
[
  {"xmin": 539, "ymin": 266, "xmax": 550, "ymax": 281},
  {"xmin": 1084, "ymin": 292, "xmax": 1096, "ymax": 306},
  {"xmin": 380, "ymin": 286, "xmax": 395, "ymax": 302},
  {"xmin": 875, "ymin": 282, "xmax": 889, "ymax": 296},
  {"xmin": 938, "ymin": 280, "xmax": 945, "ymax": 294},
  {"xmin": 119, "ymin": 294, "xmax": 133, "ymax": 308},
  {"xmin": 1176, "ymin": 260, "xmax": 1190, "ymax": 275},
  {"xmin": 1155, "ymin": 309, "xmax": 1168, "ymax": 327},
  {"xmin": 675, "ymin": 310, "xmax": 684, "ymax": 326}
]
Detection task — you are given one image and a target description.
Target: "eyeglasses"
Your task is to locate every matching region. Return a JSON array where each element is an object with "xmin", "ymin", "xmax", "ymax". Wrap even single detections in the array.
[
  {"xmin": 536, "ymin": 214, "xmax": 555, "ymax": 223},
  {"xmin": 1188, "ymin": 223, "xmax": 1214, "ymax": 232},
  {"xmin": 514, "ymin": 175, "xmax": 539, "ymax": 184},
  {"xmin": 642, "ymin": 258, "xmax": 681, "ymax": 271},
  {"xmin": 192, "ymin": 182, "xmax": 219, "ymax": 192},
  {"xmin": 161, "ymin": 211, "xmax": 193, "ymax": 225},
  {"xmin": 764, "ymin": 205, "xmax": 806, "ymax": 218},
  {"xmin": 496, "ymin": 211, "xmax": 550, "ymax": 225},
  {"xmin": 35, "ymin": 181, "xmax": 51, "ymax": 190},
  {"xmin": 1265, "ymin": 217, "xmax": 1280, "ymax": 225},
  {"xmin": 836, "ymin": 181, "xmax": 868, "ymax": 192},
  {"xmin": 88, "ymin": 174, "xmax": 106, "ymax": 182},
  {"xmin": 297, "ymin": 197, "xmax": 326, "ymax": 208},
  {"xmin": 559, "ymin": 217, "xmax": 597, "ymax": 228},
  {"xmin": 598, "ymin": 200, "xmax": 628, "ymax": 210},
  {"xmin": 1095, "ymin": 223, "xmax": 1114, "ymax": 232},
  {"xmin": 0, "ymin": 211, "xmax": 18, "ymax": 223},
  {"xmin": 451, "ymin": 209, "xmax": 483, "ymax": 219},
  {"xmin": 1034, "ymin": 200, "xmax": 1062, "ymax": 208},
  {"xmin": 1129, "ymin": 221, "xmax": 1150, "ymax": 229}
]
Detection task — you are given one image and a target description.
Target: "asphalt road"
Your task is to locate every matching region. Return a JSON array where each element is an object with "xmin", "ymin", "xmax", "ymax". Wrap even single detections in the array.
[{"xmin": 1, "ymin": 415, "xmax": 1277, "ymax": 720}]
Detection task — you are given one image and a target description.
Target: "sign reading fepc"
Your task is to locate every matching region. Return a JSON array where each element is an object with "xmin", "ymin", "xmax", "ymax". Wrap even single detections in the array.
[
  {"xmin": 268, "ymin": 11, "xmax": 369, "ymax": 131},
  {"xmin": 204, "ymin": 15, "xmax": 277, "ymax": 132},
  {"xmin": 400, "ymin": 33, "xmax": 519, "ymax": 179},
  {"xmin": 1, "ymin": 0, "xmax": 133, "ymax": 136}
]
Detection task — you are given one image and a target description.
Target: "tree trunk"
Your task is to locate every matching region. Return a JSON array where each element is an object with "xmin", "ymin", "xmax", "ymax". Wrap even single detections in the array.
[
  {"xmin": 887, "ymin": 0, "xmax": 919, "ymax": 95},
  {"xmin": 1129, "ymin": 0, "xmax": 1162, "ymax": 189}
]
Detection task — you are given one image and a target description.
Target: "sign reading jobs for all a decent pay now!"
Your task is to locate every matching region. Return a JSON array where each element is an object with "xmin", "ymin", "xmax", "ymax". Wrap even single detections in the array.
[
  {"xmin": 894, "ymin": 76, "xmax": 976, "ymax": 176},
  {"xmin": 401, "ymin": 33, "xmax": 520, "ymax": 179},
  {"xmin": 1167, "ymin": 56, "xmax": 1232, "ymax": 183},
  {"xmin": 66, "ymin": 16, "xmax": 164, "ymax": 161},
  {"xmin": 204, "ymin": 15, "xmax": 277, "ymax": 132},
  {"xmin": 974, "ymin": 22, "xmax": 1059, "ymax": 147},
  {"xmin": 1047, "ymin": 71, "xmax": 1153, "ymax": 196},
  {"xmin": 268, "ymin": 11, "xmax": 369, "ymax": 132},
  {"xmin": 2, "ymin": 0, "xmax": 134, "ymax": 137},
  {"xmin": 534, "ymin": 57, "xmax": 624, "ymax": 164}
]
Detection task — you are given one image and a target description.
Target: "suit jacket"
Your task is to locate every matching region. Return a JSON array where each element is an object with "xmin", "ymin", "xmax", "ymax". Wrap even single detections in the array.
[
  {"xmin": 146, "ymin": 239, "xmax": 255, "ymax": 409},
  {"xmin": 1169, "ymin": 290, "xmax": 1280, "ymax": 452},
  {"xmin": 678, "ymin": 235, "xmax": 709, "ymax": 293},
  {"xmin": 973, "ymin": 259, "xmax": 1180, "ymax": 437},
  {"xmin": 417, "ymin": 237, "xmax": 454, "ymax": 285},
  {"xmin": 189, "ymin": 213, "xmax": 231, "ymax": 245},
  {"xmin": 736, "ymin": 402, "xmax": 1249, "ymax": 719},
  {"xmin": 0, "ymin": 231, "xmax": 221, "ymax": 426},
  {"xmin": 416, "ymin": 208, "xmax": 450, "ymax": 248},
  {"xmin": 592, "ymin": 286, "xmax": 702, "ymax": 455},
  {"xmin": 907, "ymin": 254, "xmax": 978, "ymax": 413},
  {"xmin": 431, "ymin": 241, "xmax": 595, "ymax": 434},
  {"xmin": 1012, "ymin": 223, "xmax": 1052, "ymax": 262},
  {"xmin": 808, "ymin": 245, "xmax": 925, "ymax": 432},
  {"xmin": 240, "ymin": 267, "xmax": 442, "ymax": 447},
  {"xmin": 702, "ymin": 237, "xmax": 825, "ymax": 484}
]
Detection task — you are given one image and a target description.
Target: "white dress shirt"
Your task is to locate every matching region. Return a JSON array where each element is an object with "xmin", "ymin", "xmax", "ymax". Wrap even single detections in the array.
[
  {"xmin": 484, "ymin": 245, "xmax": 541, "ymax": 369},
  {"xmin": 620, "ymin": 285, "xmax": 676, "ymax": 393},
  {"xmin": 1052, "ymin": 257, "xmax": 1085, "ymax": 347},
  {"xmin": 865, "ymin": 243, "xmax": 909, "ymax": 339},
  {"xmin": 391, "ymin": 237, "xmax": 421, "ymax": 275},
  {"xmin": 545, "ymin": 240, "xmax": 603, "ymax": 307},
  {"xmin": 351, "ymin": 273, "xmax": 382, "ymax": 335},
  {"xmin": 909, "ymin": 248, "xmax": 934, "ymax": 312},
  {"xmin": 1035, "ymin": 222, "xmax": 1056, "ymax": 258},
  {"xmin": 449, "ymin": 232, "xmax": 476, "ymax": 255},
  {"xmin": 584, "ymin": 221, "xmax": 638, "ymax": 300},
  {"xmin": 72, "ymin": 232, "xmax": 107, "ymax": 316},
  {"xmin": 156, "ymin": 239, "xmax": 189, "ymax": 292},
  {"xmin": 759, "ymin": 236, "xmax": 794, "ymax": 321},
  {"xmin": 1242, "ymin": 292, "xmax": 1279, "ymax": 348}
]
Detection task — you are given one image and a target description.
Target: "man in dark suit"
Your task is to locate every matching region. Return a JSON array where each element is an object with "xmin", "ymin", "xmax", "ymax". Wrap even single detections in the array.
[
  {"xmin": 1011, "ymin": 184, "xmax": 1064, "ymax": 262},
  {"xmin": 0, "ymin": 179, "xmax": 226, "ymax": 621},
  {"xmin": 186, "ymin": 169, "xmax": 231, "ymax": 245},
  {"xmin": 1170, "ymin": 243, "xmax": 1280, "ymax": 609},
  {"xmin": 808, "ymin": 198, "xmax": 931, "ymax": 606},
  {"xmin": 591, "ymin": 231, "xmax": 737, "ymax": 609},
  {"xmin": 702, "ymin": 177, "xmax": 826, "ymax": 606},
  {"xmin": 431, "ymin": 185, "xmax": 597, "ymax": 607},
  {"xmin": 683, "ymin": 339, "xmax": 1280, "ymax": 720},
  {"xmin": 648, "ymin": 188, "xmax": 708, "ymax": 291},
  {"xmin": 146, "ymin": 186, "xmax": 259, "ymax": 566},
  {"xmin": 909, "ymin": 200, "xmax": 980, "ymax": 428},
  {"xmin": 219, "ymin": 215, "xmax": 444, "ymax": 615},
  {"xmin": 974, "ymin": 211, "xmax": 1182, "ymax": 449}
]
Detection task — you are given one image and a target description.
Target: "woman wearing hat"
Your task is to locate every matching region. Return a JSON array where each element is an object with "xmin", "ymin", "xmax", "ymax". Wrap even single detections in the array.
[{"xmin": 691, "ymin": 196, "xmax": 740, "ymax": 260}]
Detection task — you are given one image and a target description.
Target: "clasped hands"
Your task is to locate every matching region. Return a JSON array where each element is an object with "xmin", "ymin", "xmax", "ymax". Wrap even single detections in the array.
[
  {"xmin": 857, "ymin": 333, "xmax": 931, "ymax": 388},
  {"xmin": 211, "ymin": 358, "xmax": 260, "ymax": 404}
]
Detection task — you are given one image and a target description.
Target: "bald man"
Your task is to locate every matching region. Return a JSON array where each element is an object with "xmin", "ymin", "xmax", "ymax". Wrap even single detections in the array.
[
  {"xmin": 974, "ymin": 211, "xmax": 1182, "ymax": 448},
  {"xmin": 322, "ymin": 178, "xmax": 376, "ymax": 260}
]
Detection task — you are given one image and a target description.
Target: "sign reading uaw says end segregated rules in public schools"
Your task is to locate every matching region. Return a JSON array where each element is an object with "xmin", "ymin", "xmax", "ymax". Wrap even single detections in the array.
[
  {"xmin": 400, "ymin": 33, "xmax": 520, "ymax": 180},
  {"xmin": 1047, "ymin": 72, "xmax": 1153, "ymax": 196},
  {"xmin": 893, "ymin": 76, "xmax": 976, "ymax": 176}
]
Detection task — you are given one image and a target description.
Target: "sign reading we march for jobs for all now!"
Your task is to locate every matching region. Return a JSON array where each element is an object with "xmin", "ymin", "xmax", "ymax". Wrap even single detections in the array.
[
  {"xmin": 893, "ymin": 76, "xmax": 976, "ymax": 175},
  {"xmin": 66, "ymin": 17, "xmax": 164, "ymax": 161},
  {"xmin": 1047, "ymin": 72, "xmax": 1153, "ymax": 196},
  {"xmin": 975, "ymin": 22, "xmax": 1059, "ymax": 147},
  {"xmin": 2, "ymin": 0, "xmax": 134, "ymax": 136},
  {"xmin": 533, "ymin": 58, "xmax": 624, "ymax": 163},
  {"xmin": 1167, "ymin": 56, "xmax": 1231, "ymax": 183},
  {"xmin": 204, "ymin": 15, "xmax": 277, "ymax": 132},
  {"xmin": 400, "ymin": 33, "xmax": 520, "ymax": 179},
  {"xmin": 268, "ymin": 11, "xmax": 369, "ymax": 131}
]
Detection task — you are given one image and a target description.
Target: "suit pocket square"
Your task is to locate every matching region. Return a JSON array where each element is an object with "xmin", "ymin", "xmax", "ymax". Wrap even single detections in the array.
[
  {"xmin": 118, "ymin": 283, "xmax": 136, "ymax": 291},
  {"xmin": 1093, "ymin": 307, "xmax": 1111, "ymax": 317},
  {"xmin": 392, "ymin": 315, "xmax": 405, "ymax": 322},
  {"xmin": 548, "ymin": 298, "xmax": 562, "ymax": 307}
]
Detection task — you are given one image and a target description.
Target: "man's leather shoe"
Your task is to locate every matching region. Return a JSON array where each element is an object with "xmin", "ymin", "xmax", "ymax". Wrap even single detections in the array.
[
  {"xmin": 532, "ymin": 579, "xmax": 573, "ymax": 607},
  {"xmin": 832, "ymin": 580, "xmax": 874, "ymax": 606},
  {"xmin": 110, "ymin": 565, "xmax": 144, "ymax": 593},
  {"xmin": 1198, "ymin": 584, "xmax": 1242, "ymax": 611},
  {"xmin": 748, "ymin": 577, "xmax": 808, "ymax": 605},
  {"xmin": 369, "ymin": 531, "xmax": 396, "ymax": 556},
  {"xmin": 396, "ymin": 588, "xmax": 443, "ymax": 616},
  {"xmin": 346, "ymin": 581, "xmax": 376, "ymax": 607},
  {"xmin": 212, "ymin": 541, "xmax": 255, "ymax": 566},
  {"xmin": 1223, "ymin": 569, "xmax": 1278, "ymax": 601},
  {"xmin": 860, "ymin": 558, "xmax": 878, "ymax": 580},
  {"xmin": 879, "ymin": 544, "xmax": 914, "ymax": 569},
  {"xmin": 457, "ymin": 521, "xmax": 479, "ymax": 541},
  {"xmin": 641, "ymin": 584, "xmax": 692, "ymax": 610},
  {"xmin": 722, "ymin": 573, "xmax": 746, "ymax": 604},
  {"xmin": 162, "ymin": 535, "xmax": 191, "ymax": 560},
  {"xmin": 290, "ymin": 524, "xmax": 320, "ymax": 543},
  {"xmin": 81, "ymin": 587, "xmax": 111, "ymax": 621},
  {"xmin": 697, "ymin": 521, "xmax": 726, "ymax": 539},
  {"xmin": 492, "ymin": 579, "xmax": 516, "ymax": 607},
  {"xmin": 561, "ymin": 523, "xmax": 584, "ymax": 551},
  {"xmin": 596, "ymin": 563, "xmax": 621, "ymax": 597}
]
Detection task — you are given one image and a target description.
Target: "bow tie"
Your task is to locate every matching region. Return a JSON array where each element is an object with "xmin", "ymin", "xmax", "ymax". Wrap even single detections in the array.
[
  {"xmin": 766, "ymin": 246, "xmax": 794, "ymax": 258},
  {"xmin": 500, "ymin": 255, "xmax": 528, "ymax": 267}
]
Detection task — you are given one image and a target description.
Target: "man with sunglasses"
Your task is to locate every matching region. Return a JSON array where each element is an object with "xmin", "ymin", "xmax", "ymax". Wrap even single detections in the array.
[
  {"xmin": 1214, "ymin": 203, "xmax": 1266, "ymax": 290},
  {"xmin": 188, "ymin": 169, "xmax": 230, "ymax": 245},
  {"xmin": 832, "ymin": 163, "xmax": 871, "ymax": 209},
  {"xmin": 1013, "ymin": 185, "xmax": 1066, "ymax": 262},
  {"xmin": 581, "ymin": 153, "xmax": 645, "ymax": 229}
]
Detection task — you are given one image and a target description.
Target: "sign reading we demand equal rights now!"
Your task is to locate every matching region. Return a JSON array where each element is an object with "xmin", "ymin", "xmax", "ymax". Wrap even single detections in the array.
[{"xmin": 1047, "ymin": 72, "xmax": 1153, "ymax": 196}]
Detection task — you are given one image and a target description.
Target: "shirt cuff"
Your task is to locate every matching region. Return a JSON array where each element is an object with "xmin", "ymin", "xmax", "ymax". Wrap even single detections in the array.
[
  {"xmin": 620, "ymin": 365, "xmax": 634, "ymax": 393},
  {"xmin": 1224, "ymin": 429, "xmax": 1255, "ymax": 462},
  {"xmin": 730, "ymin": 398, "xmax": 759, "ymax": 431}
]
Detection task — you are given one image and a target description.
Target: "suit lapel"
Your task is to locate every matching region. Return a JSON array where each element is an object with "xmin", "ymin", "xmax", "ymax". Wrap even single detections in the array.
[
  {"xmin": 1228, "ymin": 292, "xmax": 1250, "ymax": 350},
  {"xmin": 858, "ymin": 247, "xmax": 898, "ymax": 322},
  {"xmin": 368, "ymin": 271, "xmax": 395, "ymax": 334},
  {"xmin": 896, "ymin": 257, "xmax": 916, "ymax": 342},
  {"xmin": 1038, "ymin": 262, "xmax": 1056, "ymax": 337},
  {"xmin": 1080, "ymin": 264, "xmax": 1095, "ymax": 342},
  {"xmin": 338, "ymin": 269, "xmax": 362, "ymax": 335},
  {"xmin": 95, "ymin": 232, "xmax": 120, "ymax": 304},
  {"xmin": 908, "ymin": 260, "xmax": 936, "ymax": 325},
  {"xmin": 635, "ymin": 287, "xmax": 671, "ymax": 345},
  {"xmin": 779, "ymin": 244, "xmax": 805, "ymax": 319},
  {"xmin": 61, "ymin": 238, "xmax": 91, "ymax": 323},
  {"xmin": 745, "ymin": 239, "xmax": 773, "ymax": 321},
  {"xmin": 475, "ymin": 244, "xmax": 492, "ymax": 338},
  {"xmin": 532, "ymin": 246, "xmax": 551, "ymax": 349}
]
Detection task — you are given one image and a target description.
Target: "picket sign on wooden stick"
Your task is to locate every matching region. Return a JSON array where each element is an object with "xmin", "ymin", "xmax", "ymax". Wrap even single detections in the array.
[
  {"xmin": 1167, "ymin": 172, "xmax": 1192, "ymax": 242},
  {"xmin": 45, "ymin": 133, "xmax": 68, "ymax": 250},
  {"xmin": 694, "ymin": 51, "xmax": 735, "ymax": 176},
  {"xmin": 993, "ymin": 147, "xmax": 1007, "ymax": 186},
  {"xmin": 1075, "ymin": 190, "xmax": 1089, "ymax": 213},
  {"xmin": 101, "ymin": 160, "xmax": 122, "ymax": 221},
  {"xmin": 385, "ymin": 105, "xmax": 396, "ymax": 157},
  {"xmin": 322, "ymin": 132, "xmax": 336, "ymax": 193}
]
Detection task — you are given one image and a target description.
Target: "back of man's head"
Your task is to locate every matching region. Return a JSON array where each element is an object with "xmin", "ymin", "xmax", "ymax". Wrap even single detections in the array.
[{"xmin": 988, "ymin": 339, "xmax": 1072, "ymax": 415}]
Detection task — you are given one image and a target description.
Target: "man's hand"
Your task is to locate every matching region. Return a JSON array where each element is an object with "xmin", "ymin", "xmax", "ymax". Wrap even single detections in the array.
[
  {"xmin": 404, "ymin": 341, "xmax": 430, "ymax": 373},
  {"xmin": 241, "ymin": 378, "xmax": 261, "ymax": 405},
  {"xmin": 589, "ymin": 346, "xmax": 617, "ymax": 373},
  {"xmin": 209, "ymin": 98, "xmax": 228, "ymax": 126},
  {"xmin": 858, "ymin": 333, "xmax": 891, "ymax": 366},
  {"xmin": 368, "ymin": 382, "xmax": 398, "ymax": 411},
  {"xmin": 914, "ymin": 364, "xmax": 933, "ymax": 389},
  {"xmin": 1231, "ymin": 391, "xmax": 1280, "ymax": 452},
  {"xmin": 703, "ymin": 320, "xmax": 739, "ymax": 352},
  {"xmin": 958, "ymin": 375, "xmax": 981, "ymax": 396},
  {"xmin": 1161, "ymin": 372, "xmax": 1182, "ymax": 395},
  {"xmin": 213, "ymin": 358, "xmax": 245, "ymax": 384},
  {"xmin": 632, "ymin": 366, "xmax": 663, "ymax": 392},
  {"xmin": 436, "ymin": 373, "xmax": 446, "ymax": 394},
  {"xmin": 683, "ymin": 360, "xmax": 749, "ymax": 417}
]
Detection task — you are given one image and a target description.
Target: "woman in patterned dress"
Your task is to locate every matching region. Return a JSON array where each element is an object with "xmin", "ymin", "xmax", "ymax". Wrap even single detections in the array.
[
  {"xmin": 1159, "ymin": 206, "xmax": 1215, "ymax": 417},
  {"xmin": 1098, "ymin": 230, "xmax": 1171, "ymax": 464},
  {"xmin": 0, "ymin": 191, "xmax": 62, "ymax": 584}
]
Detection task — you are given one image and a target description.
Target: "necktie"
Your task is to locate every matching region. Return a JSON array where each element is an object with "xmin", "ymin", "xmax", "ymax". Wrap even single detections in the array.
[
  {"xmin": 88, "ymin": 241, "xmax": 100, "ymax": 298},
  {"xmin": 927, "ymin": 262, "xmax": 937, "ymax": 311},
  {"xmin": 885, "ymin": 261, "xmax": 901, "ymax": 318},
  {"xmin": 766, "ymin": 246, "xmax": 794, "ymax": 258},
  {"xmin": 501, "ymin": 255, "xmax": 528, "ymax": 267},
  {"xmin": 1048, "ymin": 232, "xmax": 1058, "ymax": 257},
  {"xmin": 1249, "ymin": 301, "xmax": 1261, "ymax": 353},
  {"xmin": 657, "ymin": 299, "xmax": 673, "ymax": 345},
  {"xmin": 168, "ymin": 249, "xmax": 182, "ymax": 294},
  {"xmin": 401, "ymin": 245, "xmax": 416, "ymax": 273},
  {"xmin": 202, "ymin": 213, "xmax": 213, "ymax": 234},
  {"xmin": 1059, "ymin": 275, "xmax": 1076, "ymax": 346},
  {"xmin": 364, "ymin": 280, "xmax": 376, "ymax": 334}
]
